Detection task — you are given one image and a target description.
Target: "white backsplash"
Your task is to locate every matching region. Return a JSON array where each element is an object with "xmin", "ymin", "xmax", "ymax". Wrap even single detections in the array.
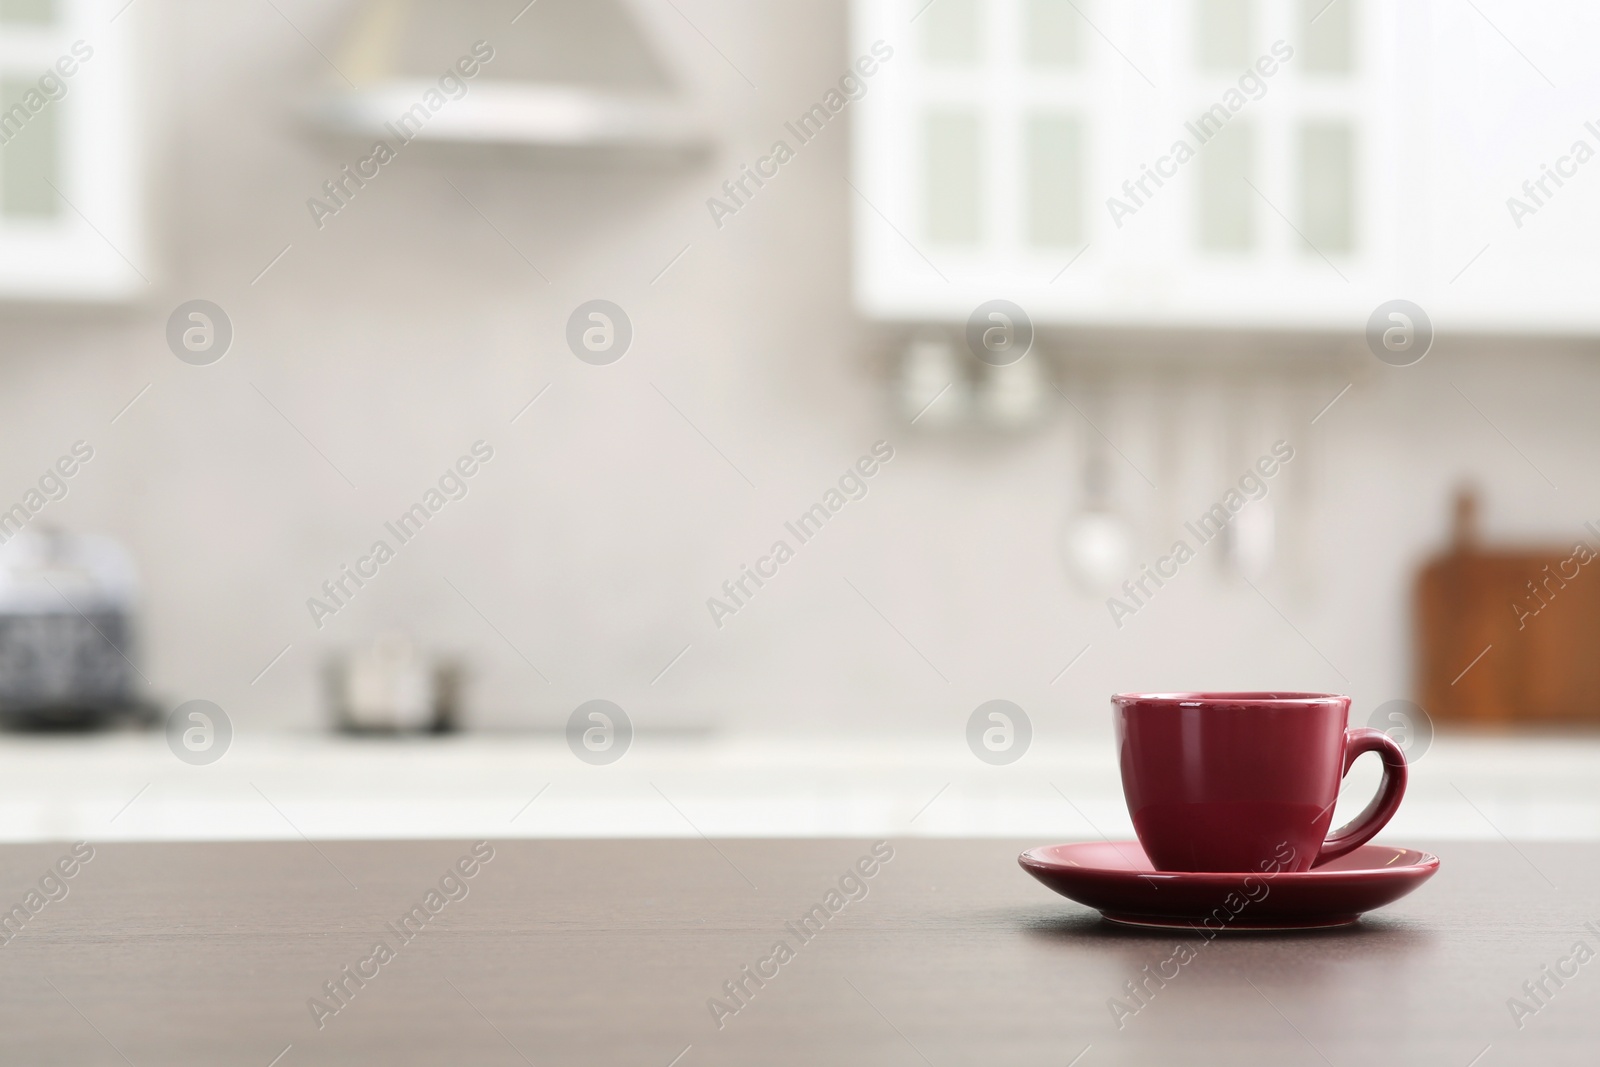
[{"xmin": 0, "ymin": 0, "xmax": 1595, "ymax": 737}]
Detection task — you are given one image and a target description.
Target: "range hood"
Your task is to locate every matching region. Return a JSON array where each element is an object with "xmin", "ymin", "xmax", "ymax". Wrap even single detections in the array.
[{"xmin": 312, "ymin": 0, "xmax": 712, "ymax": 162}]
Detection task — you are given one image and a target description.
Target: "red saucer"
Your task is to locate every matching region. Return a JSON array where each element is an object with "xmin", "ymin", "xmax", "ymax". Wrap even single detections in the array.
[{"xmin": 1019, "ymin": 841, "xmax": 1439, "ymax": 931}]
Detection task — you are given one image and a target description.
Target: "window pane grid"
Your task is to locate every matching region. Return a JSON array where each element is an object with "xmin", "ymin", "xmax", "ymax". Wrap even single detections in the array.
[
  {"xmin": 0, "ymin": 0, "xmax": 72, "ymax": 224},
  {"xmin": 0, "ymin": 75, "xmax": 60, "ymax": 218},
  {"xmin": 1026, "ymin": 0, "xmax": 1081, "ymax": 67},
  {"xmin": 898, "ymin": 0, "xmax": 1363, "ymax": 262},
  {"xmin": 1026, "ymin": 112, "xmax": 1082, "ymax": 246},
  {"xmin": 0, "ymin": 0, "xmax": 56, "ymax": 26},
  {"xmin": 912, "ymin": 0, "xmax": 1090, "ymax": 251}
]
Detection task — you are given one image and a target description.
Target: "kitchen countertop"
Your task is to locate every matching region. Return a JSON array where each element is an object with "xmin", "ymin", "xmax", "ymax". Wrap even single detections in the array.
[
  {"xmin": 0, "ymin": 838, "xmax": 1591, "ymax": 1065},
  {"xmin": 0, "ymin": 731, "xmax": 1598, "ymax": 842}
]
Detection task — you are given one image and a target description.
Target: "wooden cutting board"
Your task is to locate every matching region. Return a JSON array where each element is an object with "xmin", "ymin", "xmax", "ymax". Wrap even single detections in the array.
[{"xmin": 1416, "ymin": 490, "xmax": 1600, "ymax": 722}]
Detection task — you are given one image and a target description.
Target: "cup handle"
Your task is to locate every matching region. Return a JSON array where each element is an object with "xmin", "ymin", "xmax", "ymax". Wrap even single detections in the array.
[{"xmin": 1313, "ymin": 727, "xmax": 1408, "ymax": 867}]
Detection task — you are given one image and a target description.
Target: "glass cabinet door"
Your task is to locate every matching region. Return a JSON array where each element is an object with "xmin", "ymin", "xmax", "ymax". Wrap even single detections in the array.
[
  {"xmin": 853, "ymin": 0, "xmax": 1600, "ymax": 333},
  {"xmin": 0, "ymin": 0, "xmax": 142, "ymax": 301}
]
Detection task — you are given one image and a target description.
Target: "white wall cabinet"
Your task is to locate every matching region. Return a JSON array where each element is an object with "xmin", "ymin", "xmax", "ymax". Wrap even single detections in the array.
[
  {"xmin": 0, "ymin": 0, "xmax": 141, "ymax": 302},
  {"xmin": 853, "ymin": 0, "xmax": 1600, "ymax": 333}
]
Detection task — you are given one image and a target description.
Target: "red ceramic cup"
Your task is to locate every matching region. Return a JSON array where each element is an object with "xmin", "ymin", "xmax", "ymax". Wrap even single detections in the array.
[{"xmin": 1112, "ymin": 692, "xmax": 1407, "ymax": 873}]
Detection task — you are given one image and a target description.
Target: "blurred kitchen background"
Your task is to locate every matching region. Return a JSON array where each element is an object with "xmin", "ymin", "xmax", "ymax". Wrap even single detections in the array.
[{"xmin": 2, "ymin": 0, "xmax": 1599, "ymax": 843}]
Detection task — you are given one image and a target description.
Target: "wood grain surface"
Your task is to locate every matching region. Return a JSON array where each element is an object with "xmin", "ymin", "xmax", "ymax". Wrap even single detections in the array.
[{"xmin": 0, "ymin": 838, "xmax": 1594, "ymax": 1065}]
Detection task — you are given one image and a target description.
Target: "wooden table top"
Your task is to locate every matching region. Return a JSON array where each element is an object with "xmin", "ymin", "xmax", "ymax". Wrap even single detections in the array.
[{"xmin": 0, "ymin": 838, "xmax": 1592, "ymax": 1065}]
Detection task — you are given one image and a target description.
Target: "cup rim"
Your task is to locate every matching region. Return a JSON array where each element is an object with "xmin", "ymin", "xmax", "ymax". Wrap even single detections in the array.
[{"xmin": 1112, "ymin": 691, "xmax": 1347, "ymax": 707}]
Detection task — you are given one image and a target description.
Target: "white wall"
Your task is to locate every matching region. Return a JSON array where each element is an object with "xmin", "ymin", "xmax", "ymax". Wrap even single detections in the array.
[{"xmin": 0, "ymin": 0, "xmax": 1595, "ymax": 742}]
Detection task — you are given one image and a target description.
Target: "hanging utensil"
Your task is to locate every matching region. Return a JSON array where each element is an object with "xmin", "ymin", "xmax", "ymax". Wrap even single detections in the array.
[{"xmin": 1060, "ymin": 383, "xmax": 1132, "ymax": 593}]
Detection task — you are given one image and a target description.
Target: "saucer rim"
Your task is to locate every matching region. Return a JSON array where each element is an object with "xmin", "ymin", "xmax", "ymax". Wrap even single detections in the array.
[{"xmin": 1018, "ymin": 840, "xmax": 1441, "ymax": 879}]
